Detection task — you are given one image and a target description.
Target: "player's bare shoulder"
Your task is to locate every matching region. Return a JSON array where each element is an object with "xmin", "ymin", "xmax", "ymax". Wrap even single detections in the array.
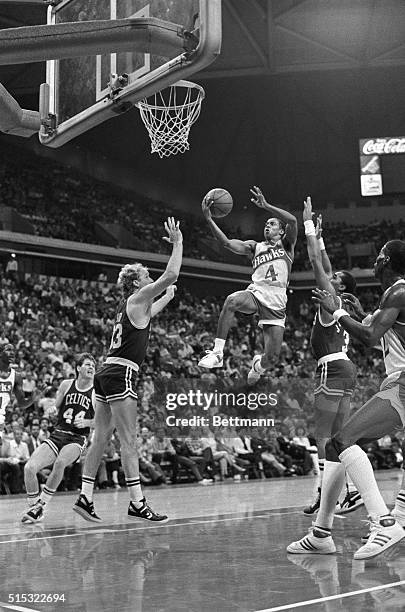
[{"xmin": 380, "ymin": 282, "xmax": 405, "ymax": 311}]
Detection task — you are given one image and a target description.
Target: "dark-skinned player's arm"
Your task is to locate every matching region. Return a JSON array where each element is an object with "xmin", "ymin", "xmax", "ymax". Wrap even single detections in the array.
[
  {"xmin": 138, "ymin": 217, "xmax": 183, "ymax": 301},
  {"xmin": 13, "ymin": 372, "xmax": 43, "ymax": 410},
  {"xmin": 312, "ymin": 284, "xmax": 405, "ymax": 347},
  {"xmin": 250, "ymin": 186, "xmax": 298, "ymax": 249},
  {"xmin": 303, "ymin": 197, "xmax": 336, "ymax": 295},
  {"xmin": 201, "ymin": 196, "xmax": 256, "ymax": 257},
  {"xmin": 315, "ymin": 213, "xmax": 333, "ymax": 277},
  {"xmin": 151, "ymin": 285, "xmax": 176, "ymax": 318}
]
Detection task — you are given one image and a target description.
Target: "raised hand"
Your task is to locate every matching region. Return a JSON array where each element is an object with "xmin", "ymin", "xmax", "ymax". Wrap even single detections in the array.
[
  {"xmin": 341, "ymin": 292, "xmax": 366, "ymax": 319},
  {"xmin": 250, "ymin": 186, "xmax": 269, "ymax": 209},
  {"xmin": 312, "ymin": 288, "xmax": 340, "ymax": 314},
  {"xmin": 162, "ymin": 217, "xmax": 182, "ymax": 244},
  {"xmin": 303, "ymin": 196, "xmax": 313, "ymax": 222},
  {"xmin": 166, "ymin": 285, "xmax": 177, "ymax": 299}
]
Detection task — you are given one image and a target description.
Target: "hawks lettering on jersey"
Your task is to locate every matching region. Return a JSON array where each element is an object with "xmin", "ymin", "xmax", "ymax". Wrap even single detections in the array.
[
  {"xmin": 251, "ymin": 242, "xmax": 292, "ymax": 290},
  {"xmin": 57, "ymin": 380, "xmax": 94, "ymax": 436},
  {"xmin": 0, "ymin": 368, "xmax": 15, "ymax": 426}
]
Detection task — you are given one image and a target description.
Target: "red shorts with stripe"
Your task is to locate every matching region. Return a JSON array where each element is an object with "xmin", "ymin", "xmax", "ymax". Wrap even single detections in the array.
[
  {"xmin": 314, "ymin": 359, "xmax": 356, "ymax": 397},
  {"xmin": 44, "ymin": 429, "xmax": 87, "ymax": 457},
  {"xmin": 94, "ymin": 363, "xmax": 138, "ymax": 404}
]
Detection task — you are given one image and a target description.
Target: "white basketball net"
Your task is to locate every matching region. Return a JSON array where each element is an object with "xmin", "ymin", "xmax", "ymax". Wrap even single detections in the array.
[{"xmin": 136, "ymin": 80, "xmax": 205, "ymax": 158}]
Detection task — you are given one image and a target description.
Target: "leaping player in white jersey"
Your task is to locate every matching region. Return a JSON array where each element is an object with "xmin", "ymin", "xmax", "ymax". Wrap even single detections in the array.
[
  {"xmin": 287, "ymin": 239, "xmax": 405, "ymax": 560},
  {"xmin": 198, "ymin": 187, "xmax": 297, "ymax": 384}
]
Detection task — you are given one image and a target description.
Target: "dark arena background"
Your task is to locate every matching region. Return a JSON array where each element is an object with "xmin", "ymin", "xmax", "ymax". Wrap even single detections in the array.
[{"xmin": 0, "ymin": 2, "xmax": 405, "ymax": 611}]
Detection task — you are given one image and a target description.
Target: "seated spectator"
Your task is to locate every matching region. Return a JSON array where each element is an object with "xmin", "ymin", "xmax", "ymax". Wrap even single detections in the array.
[
  {"xmin": 138, "ymin": 427, "xmax": 166, "ymax": 485},
  {"xmin": 292, "ymin": 426, "xmax": 319, "ymax": 475},
  {"xmin": 171, "ymin": 437, "xmax": 213, "ymax": 485},
  {"xmin": 231, "ymin": 432, "xmax": 262, "ymax": 479},
  {"xmin": 103, "ymin": 434, "xmax": 122, "ymax": 488},
  {"xmin": 251, "ymin": 431, "xmax": 295, "ymax": 477},
  {"xmin": 277, "ymin": 424, "xmax": 312, "ymax": 475},
  {"xmin": 26, "ymin": 421, "xmax": 42, "ymax": 455},
  {"xmin": 0, "ymin": 428, "xmax": 29, "ymax": 493},
  {"xmin": 150, "ymin": 427, "xmax": 178, "ymax": 480},
  {"xmin": 39, "ymin": 417, "xmax": 51, "ymax": 442}
]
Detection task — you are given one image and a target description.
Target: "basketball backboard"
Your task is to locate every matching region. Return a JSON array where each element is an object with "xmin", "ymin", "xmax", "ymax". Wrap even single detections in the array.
[{"xmin": 39, "ymin": 0, "xmax": 221, "ymax": 148}]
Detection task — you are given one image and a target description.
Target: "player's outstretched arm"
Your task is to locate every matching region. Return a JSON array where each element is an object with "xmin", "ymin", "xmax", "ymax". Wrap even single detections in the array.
[
  {"xmin": 315, "ymin": 214, "xmax": 333, "ymax": 277},
  {"xmin": 151, "ymin": 285, "xmax": 176, "ymax": 317},
  {"xmin": 250, "ymin": 186, "xmax": 298, "ymax": 247},
  {"xmin": 138, "ymin": 218, "xmax": 183, "ymax": 301},
  {"xmin": 312, "ymin": 285, "xmax": 405, "ymax": 347},
  {"xmin": 303, "ymin": 197, "xmax": 335, "ymax": 295},
  {"xmin": 202, "ymin": 196, "xmax": 256, "ymax": 256}
]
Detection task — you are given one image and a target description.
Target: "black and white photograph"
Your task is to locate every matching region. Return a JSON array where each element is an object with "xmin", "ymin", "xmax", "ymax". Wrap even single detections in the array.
[{"xmin": 0, "ymin": 1, "xmax": 405, "ymax": 611}]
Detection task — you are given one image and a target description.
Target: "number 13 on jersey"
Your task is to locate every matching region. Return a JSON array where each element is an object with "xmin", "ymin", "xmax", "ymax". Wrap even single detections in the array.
[{"xmin": 110, "ymin": 323, "xmax": 123, "ymax": 350}]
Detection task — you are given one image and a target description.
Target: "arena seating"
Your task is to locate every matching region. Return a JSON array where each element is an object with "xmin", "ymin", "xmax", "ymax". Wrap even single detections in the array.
[{"xmin": 1, "ymin": 142, "xmax": 404, "ymax": 270}]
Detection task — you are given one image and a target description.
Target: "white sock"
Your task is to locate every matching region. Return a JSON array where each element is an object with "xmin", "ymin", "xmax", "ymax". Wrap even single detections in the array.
[
  {"xmin": 316, "ymin": 461, "xmax": 345, "ymax": 530},
  {"xmin": 317, "ymin": 458, "xmax": 325, "ymax": 488},
  {"xmin": 40, "ymin": 486, "xmax": 56, "ymax": 506},
  {"xmin": 214, "ymin": 338, "xmax": 225, "ymax": 353},
  {"xmin": 81, "ymin": 475, "xmax": 95, "ymax": 502},
  {"xmin": 393, "ymin": 488, "xmax": 405, "ymax": 516},
  {"xmin": 339, "ymin": 445, "xmax": 389, "ymax": 517},
  {"xmin": 126, "ymin": 478, "xmax": 144, "ymax": 506},
  {"xmin": 27, "ymin": 491, "xmax": 39, "ymax": 507},
  {"xmin": 345, "ymin": 472, "xmax": 356, "ymax": 493}
]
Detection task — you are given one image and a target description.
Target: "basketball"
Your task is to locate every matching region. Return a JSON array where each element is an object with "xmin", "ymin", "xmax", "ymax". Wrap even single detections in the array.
[{"xmin": 203, "ymin": 188, "xmax": 233, "ymax": 218}]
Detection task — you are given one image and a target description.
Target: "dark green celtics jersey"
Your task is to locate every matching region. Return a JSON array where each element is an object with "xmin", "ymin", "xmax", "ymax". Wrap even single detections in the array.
[
  {"xmin": 107, "ymin": 298, "xmax": 150, "ymax": 368},
  {"xmin": 311, "ymin": 306, "xmax": 350, "ymax": 361},
  {"xmin": 57, "ymin": 380, "xmax": 94, "ymax": 436}
]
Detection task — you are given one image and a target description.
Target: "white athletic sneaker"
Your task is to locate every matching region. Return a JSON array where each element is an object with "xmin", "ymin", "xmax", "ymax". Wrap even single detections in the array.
[
  {"xmin": 198, "ymin": 478, "xmax": 214, "ymax": 486},
  {"xmin": 198, "ymin": 350, "xmax": 223, "ymax": 368},
  {"xmin": 354, "ymin": 515, "xmax": 405, "ymax": 560},
  {"xmin": 247, "ymin": 355, "xmax": 263, "ymax": 385},
  {"xmin": 287, "ymin": 529, "xmax": 336, "ymax": 555}
]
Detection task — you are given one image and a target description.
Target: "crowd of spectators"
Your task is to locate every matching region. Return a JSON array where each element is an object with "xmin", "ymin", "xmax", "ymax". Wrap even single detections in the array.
[
  {"xmin": 0, "ymin": 267, "xmax": 403, "ymax": 494},
  {"xmin": 1, "ymin": 143, "xmax": 404, "ymax": 270}
]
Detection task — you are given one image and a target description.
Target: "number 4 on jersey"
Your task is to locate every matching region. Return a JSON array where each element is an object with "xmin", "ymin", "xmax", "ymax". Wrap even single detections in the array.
[{"xmin": 265, "ymin": 264, "xmax": 278, "ymax": 281}]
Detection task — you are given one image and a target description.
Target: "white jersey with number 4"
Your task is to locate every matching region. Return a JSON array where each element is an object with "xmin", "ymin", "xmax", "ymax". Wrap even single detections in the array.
[
  {"xmin": 247, "ymin": 240, "xmax": 293, "ymax": 308},
  {"xmin": 0, "ymin": 368, "xmax": 15, "ymax": 426}
]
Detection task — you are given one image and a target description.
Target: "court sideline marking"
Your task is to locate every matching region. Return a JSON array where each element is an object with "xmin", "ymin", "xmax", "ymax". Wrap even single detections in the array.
[
  {"xmin": 0, "ymin": 510, "xmax": 302, "ymax": 545},
  {"xmin": 255, "ymin": 579, "xmax": 405, "ymax": 612}
]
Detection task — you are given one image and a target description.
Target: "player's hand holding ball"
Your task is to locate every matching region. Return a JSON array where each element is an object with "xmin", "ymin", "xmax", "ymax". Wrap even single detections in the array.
[
  {"xmin": 202, "ymin": 188, "xmax": 233, "ymax": 219},
  {"xmin": 163, "ymin": 217, "xmax": 182, "ymax": 245}
]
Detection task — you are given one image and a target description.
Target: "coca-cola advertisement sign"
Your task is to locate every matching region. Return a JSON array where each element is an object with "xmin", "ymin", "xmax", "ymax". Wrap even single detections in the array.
[{"xmin": 360, "ymin": 137, "xmax": 405, "ymax": 155}]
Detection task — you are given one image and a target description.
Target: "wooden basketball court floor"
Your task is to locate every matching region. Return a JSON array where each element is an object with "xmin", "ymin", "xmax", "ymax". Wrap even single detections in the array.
[{"xmin": 0, "ymin": 471, "xmax": 404, "ymax": 612}]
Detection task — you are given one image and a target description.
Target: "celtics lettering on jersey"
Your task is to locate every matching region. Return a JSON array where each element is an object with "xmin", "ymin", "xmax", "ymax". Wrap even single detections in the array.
[
  {"xmin": 311, "ymin": 309, "xmax": 350, "ymax": 361},
  {"xmin": 251, "ymin": 242, "xmax": 292, "ymax": 289},
  {"xmin": 58, "ymin": 380, "xmax": 94, "ymax": 436},
  {"xmin": 108, "ymin": 298, "xmax": 150, "ymax": 367}
]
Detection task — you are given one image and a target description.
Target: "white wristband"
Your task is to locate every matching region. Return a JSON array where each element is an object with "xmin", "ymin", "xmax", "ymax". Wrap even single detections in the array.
[
  {"xmin": 333, "ymin": 308, "xmax": 349, "ymax": 322},
  {"xmin": 304, "ymin": 220, "xmax": 316, "ymax": 236},
  {"xmin": 318, "ymin": 237, "xmax": 325, "ymax": 250}
]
